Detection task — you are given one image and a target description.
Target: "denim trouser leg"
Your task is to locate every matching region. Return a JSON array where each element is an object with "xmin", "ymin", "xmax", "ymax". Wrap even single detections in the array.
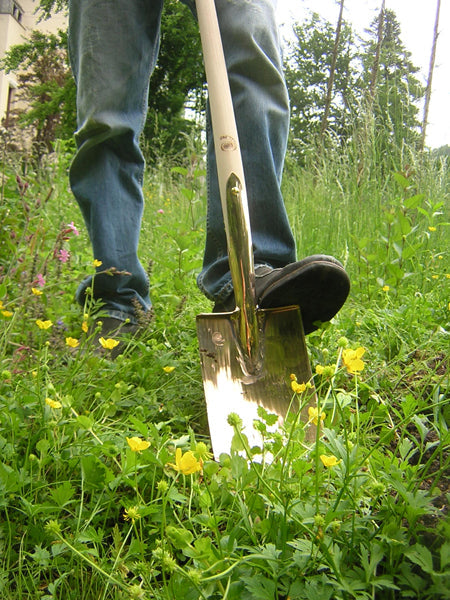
[
  {"xmin": 197, "ymin": 0, "xmax": 296, "ymax": 303},
  {"xmin": 68, "ymin": 0, "xmax": 296, "ymax": 317},
  {"xmin": 68, "ymin": 0, "xmax": 163, "ymax": 320}
]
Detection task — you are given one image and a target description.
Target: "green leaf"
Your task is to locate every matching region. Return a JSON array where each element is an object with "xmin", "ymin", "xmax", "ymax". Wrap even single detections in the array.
[
  {"xmin": 242, "ymin": 573, "xmax": 276, "ymax": 600},
  {"xmin": 166, "ymin": 525, "xmax": 193, "ymax": 549},
  {"xmin": 404, "ymin": 194, "xmax": 425, "ymax": 209},
  {"xmin": 393, "ymin": 172, "xmax": 411, "ymax": 189},
  {"xmin": 440, "ymin": 542, "xmax": 450, "ymax": 570},
  {"xmin": 405, "ymin": 544, "xmax": 435, "ymax": 574},
  {"xmin": 77, "ymin": 415, "xmax": 94, "ymax": 430},
  {"xmin": 50, "ymin": 481, "xmax": 75, "ymax": 507}
]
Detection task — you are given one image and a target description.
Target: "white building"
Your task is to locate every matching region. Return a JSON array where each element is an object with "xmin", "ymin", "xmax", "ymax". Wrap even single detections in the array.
[{"xmin": 0, "ymin": 0, "xmax": 67, "ymax": 126}]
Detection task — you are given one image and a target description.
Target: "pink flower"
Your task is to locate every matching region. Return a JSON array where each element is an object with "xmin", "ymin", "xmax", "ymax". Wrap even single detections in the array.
[
  {"xmin": 157, "ymin": 209, "xmax": 164, "ymax": 214},
  {"xmin": 35, "ymin": 274, "xmax": 46, "ymax": 288},
  {"xmin": 58, "ymin": 249, "xmax": 70, "ymax": 263},
  {"xmin": 68, "ymin": 221, "xmax": 79, "ymax": 236}
]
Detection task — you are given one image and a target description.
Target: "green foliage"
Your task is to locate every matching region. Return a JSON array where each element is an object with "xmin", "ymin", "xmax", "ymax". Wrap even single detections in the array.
[
  {"xmin": 284, "ymin": 9, "xmax": 425, "ymax": 168},
  {"xmin": 285, "ymin": 13, "xmax": 358, "ymax": 156},
  {"xmin": 0, "ymin": 141, "xmax": 448, "ymax": 598},
  {"xmin": 143, "ymin": 0, "xmax": 206, "ymax": 164},
  {"xmin": 360, "ymin": 9, "xmax": 424, "ymax": 153},
  {"xmin": 0, "ymin": 30, "xmax": 76, "ymax": 158},
  {"xmin": 4, "ymin": 0, "xmax": 204, "ymax": 167}
]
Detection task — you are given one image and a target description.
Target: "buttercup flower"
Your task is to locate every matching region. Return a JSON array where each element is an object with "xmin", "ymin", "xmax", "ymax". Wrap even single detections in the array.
[
  {"xmin": 308, "ymin": 406, "xmax": 326, "ymax": 426},
  {"xmin": 32, "ymin": 287, "xmax": 43, "ymax": 296},
  {"xmin": 342, "ymin": 347, "xmax": 365, "ymax": 374},
  {"xmin": 65, "ymin": 337, "xmax": 79, "ymax": 348},
  {"xmin": 195, "ymin": 442, "xmax": 213, "ymax": 461},
  {"xmin": 315, "ymin": 364, "xmax": 335, "ymax": 378},
  {"xmin": 320, "ymin": 454, "xmax": 341, "ymax": 467},
  {"xmin": 45, "ymin": 398, "xmax": 62, "ymax": 409},
  {"xmin": 163, "ymin": 366, "xmax": 175, "ymax": 373},
  {"xmin": 382, "ymin": 285, "xmax": 390, "ymax": 292},
  {"xmin": 36, "ymin": 319, "xmax": 53, "ymax": 330},
  {"xmin": 428, "ymin": 226, "xmax": 436, "ymax": 232},
  {"xmin": 126, "ymin": 436, "xmax": 150, "ymax": 452},
  {"xmin": 167, "ymin": 448, "xmax": 202, "ymax": 475},
  {"xmin": 99, "ymin": 337, "xmax": 120, "ymax": 350},
  {"xmin": 82, "ymin": 321, "xmax": 88, "ymax": 333},
  {"xmin": 291, "ymin": 380, "xmax": 307, "ymax": 393},
  {"xmin": 93, "ymin": 259, "xmax": 103, "ymax": 267},
  {"xmin": 290, "ymin": 373, "xmax": 312, "ymax": 394},
  {"xmin": 123, "ymin": 506, "xmax": 141, "ymax": 524},
  {"xmin": 1, "ymin": 310, "xmax": 13, "ymax": 318}
]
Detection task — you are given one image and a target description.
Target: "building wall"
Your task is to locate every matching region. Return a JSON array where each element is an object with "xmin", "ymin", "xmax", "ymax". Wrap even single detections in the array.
[{"xmin": 0, "ymin": 0, "xmax": 67, "ymax": 126}]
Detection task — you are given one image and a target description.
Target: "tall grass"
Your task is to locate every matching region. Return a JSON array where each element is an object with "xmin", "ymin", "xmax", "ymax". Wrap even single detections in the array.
[{"xmin": 0, "ymin": 134, "xmax": 448, "ymax": 599}]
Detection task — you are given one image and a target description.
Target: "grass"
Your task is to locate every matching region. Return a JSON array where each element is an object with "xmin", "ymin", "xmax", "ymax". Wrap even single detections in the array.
[{"xmin": 0, "ymin": 139, "xmax": 448, "ymax": 599}]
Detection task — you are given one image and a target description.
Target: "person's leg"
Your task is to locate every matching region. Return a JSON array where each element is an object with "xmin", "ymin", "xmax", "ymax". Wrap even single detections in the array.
[
  {"xmin": 197, "ymin": 0, "xmax": 295, "ymax": 304},
  {"xmin": 197, "ymin": 0, "xmax": 350, "ymax": 331},
  {"xmin": 68, "ymin": 0, "xmax": 164, "ymax": 322}
]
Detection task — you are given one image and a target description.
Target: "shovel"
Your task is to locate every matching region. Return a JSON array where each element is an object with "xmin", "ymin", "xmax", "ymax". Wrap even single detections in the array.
[{"xmin": 195, "ymin": 0, "xmax": 316, "ymax": 459}]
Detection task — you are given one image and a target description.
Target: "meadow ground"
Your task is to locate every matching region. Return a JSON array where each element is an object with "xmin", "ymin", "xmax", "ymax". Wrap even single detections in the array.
[{"xmin": 0, "ymin": 142, "xmax": 448, "ymax": 599}]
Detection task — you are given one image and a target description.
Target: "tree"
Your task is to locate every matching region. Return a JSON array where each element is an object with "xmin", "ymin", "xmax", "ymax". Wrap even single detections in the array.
[
  {"xmin": 284, "ymin": 12, "xmax": 358, "ymax": 160},
  {"xmin": 320, "ymin": 0, "xmax": 346, "ymax": 138},
  {"xmin": 143, "ymin": 0, "xmax": 206, "ymax": 164},
  {"xmin": 360, "ymin": 9, "xmax": 424, "ymax": 154},
  {"xmin": 420, "ymin": 0, "xmax": 441, "ymax": 151},
  {"xmin": 0, "ymin": 30, "xmax": 76, "ymax": 160},
  {"xmin": 3, "ymin": 0, "xmax": 205, "ymax": 164}
]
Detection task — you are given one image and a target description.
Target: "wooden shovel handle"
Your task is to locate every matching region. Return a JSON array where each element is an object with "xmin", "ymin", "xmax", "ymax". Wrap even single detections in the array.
[
  {"xmin": 195, "ymin": 0, "xmax": 256, "ymax": 306},
  {"xmin": 196, "ymin": 0, "xmax": 261, "ymax": 371}
]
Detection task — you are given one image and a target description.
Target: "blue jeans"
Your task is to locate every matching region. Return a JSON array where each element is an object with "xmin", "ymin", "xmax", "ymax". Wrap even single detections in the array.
[{"xmin": 68, "ymin": 0, "xmax": 296, "ymax": 321}]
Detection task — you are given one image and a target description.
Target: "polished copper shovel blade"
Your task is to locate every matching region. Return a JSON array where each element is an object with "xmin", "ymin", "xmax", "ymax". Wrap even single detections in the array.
[{"xmin": 197, "ymin": 305, "xmax": 315, "ymax": 459}]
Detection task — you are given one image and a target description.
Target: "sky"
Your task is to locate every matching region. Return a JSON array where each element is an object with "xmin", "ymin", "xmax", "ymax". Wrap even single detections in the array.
[{"xmin": 277, "ymin": 0, "xmax": 449, "ymax": 149}]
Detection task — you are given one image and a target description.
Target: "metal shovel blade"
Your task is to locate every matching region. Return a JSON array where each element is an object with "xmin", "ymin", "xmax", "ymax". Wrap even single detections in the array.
[{"xmin": 197, "ymin": 305, "xmax": 315, "ymax": 459}]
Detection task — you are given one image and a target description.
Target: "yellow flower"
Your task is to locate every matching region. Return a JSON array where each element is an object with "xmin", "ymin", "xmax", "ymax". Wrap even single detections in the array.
[
  {"xmin": 1, "ymin": 310, "xmax": 13, "ymax": 318},
  {"xmin": 167, "ymin": 448, "xmax": 202, "ymax": 475},
  {"xmin": 195, "ymin": 442, "xmax": 213, "ymax": 461},
  {"xmin": 31, "ymin": 287, "xmax": 43, "ymax": 296},
  {"xmin": 382, "ymin": 285, "xmax": 390, "ymax": 292},
  {"xmin": 45, "ymin": 398, "xmax": 62, "ymax": 409},
  {"xmin": 428, "ymin": 226, "xmax": 437, "ymax": 232},
  {"xmin": 290, "ymin": 373, "xmax": 311, "ymax": 394},
  {"xmin": 123, "ymin": 506, "xmax": 141, "ymax": 524},
  {"xmin": 308, "ymin": 406, "xmax": 326, "ymax": 426},
  {"xmin": 36, "ymin": 319, "xmax": 53, "ymax": 330},
  {"xmin": 99, "ymin": 337, "xmax": 120, "ymax": 350},
  {"xmin": 291, "ymin": 380, "xmax": 307, "ymax": 393},
  {"xmin": 320, "ymin": 454, "xmax": 341, "ymax": 468},
  {"xmin": 431, "ymin": 275, "xmax": 439, "ymax": 280},
  {"xmin": 126, "ymin": 436, "xmax": 150, "ymax": 452},
  {"xmin": 93, "ymin": 259, "xmax": 103, "ymax": 267},
  {"xmin": 342, "ymin": 347, "xmax": 365, "ymax": 374},
  {"xmin": 65, "ymin": 337, "xmax": 79, "ymax": 348},
  {"xmin": 81, "ymin": 321, "xmax": 88, "ymax": 333},
  {"xmin": 316, "ymin": 364, "xmax": 335, "ymax": 378},
  {"xmin": 163, "ymin": 366, "xmax": 176, "ymax": 373}
]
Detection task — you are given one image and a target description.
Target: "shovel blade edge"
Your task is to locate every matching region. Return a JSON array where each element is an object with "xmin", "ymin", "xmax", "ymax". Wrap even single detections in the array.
[{"xmin": 196, "ymin": 305, "xmax": 316, "ymax": 459}]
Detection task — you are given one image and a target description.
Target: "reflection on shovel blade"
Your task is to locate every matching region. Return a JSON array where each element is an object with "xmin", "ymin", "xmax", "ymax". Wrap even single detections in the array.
[{"xmin": 197, "ymin": 305, "xmax": 315, "ymax": 460}]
